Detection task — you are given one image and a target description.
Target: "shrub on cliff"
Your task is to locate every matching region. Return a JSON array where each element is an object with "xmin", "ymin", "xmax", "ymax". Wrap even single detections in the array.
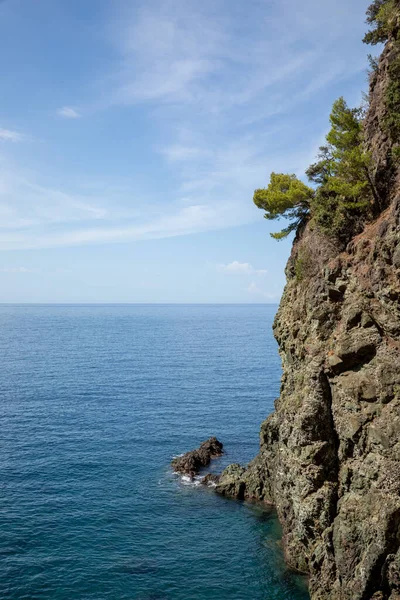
[
  {"xmin": 385, "ymin": 52, "xmax": 400, "ymax": 143},
  {"xmin": 254, "ymin": 98, "xmax": 379, "ymax": 241},
  {"xmin": 363, "ymin": 0, "xmax": 400, "ymax": 45},
  {"xmin": 308, "ymin": 98, "xmax": 380, "ymax": 239},
  {"xmin": 254, "ymin": 0, "xmax": 400, "ymax": 243},
  {"xmin": 364, "ymin": 1, "xmax": 400, "ymax": 154}
]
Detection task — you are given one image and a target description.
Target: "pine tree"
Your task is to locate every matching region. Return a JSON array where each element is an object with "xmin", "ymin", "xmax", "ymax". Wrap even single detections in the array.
[
  {"xmin": 253, "ymin": 173, "xmax": 313, "ymax": 239},
  {"xmin": 363, "ymin": 0, "xmax": 400, "ymax": 45}
]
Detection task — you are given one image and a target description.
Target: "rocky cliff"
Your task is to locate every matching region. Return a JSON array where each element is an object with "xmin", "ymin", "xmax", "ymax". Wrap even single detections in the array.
[{"xmin": 216, "ymin": 36, "xmax": 400, "ymax": 600}]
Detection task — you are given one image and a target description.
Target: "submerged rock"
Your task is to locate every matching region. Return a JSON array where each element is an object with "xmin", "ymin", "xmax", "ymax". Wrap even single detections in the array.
[{"xmin": 171, "ymin": 437, "xmax": 223, "ymax": 477}]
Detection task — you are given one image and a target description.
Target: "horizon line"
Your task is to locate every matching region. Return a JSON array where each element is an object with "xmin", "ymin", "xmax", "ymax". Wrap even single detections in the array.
[{"xmin": 0, "ymin": 302, "xmax": 280, "ymax": 306}]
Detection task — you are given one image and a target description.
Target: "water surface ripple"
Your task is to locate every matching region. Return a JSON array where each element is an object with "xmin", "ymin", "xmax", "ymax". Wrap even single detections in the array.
[{"xmin": 0, "ymin": 304, "xmax": 309, "ymax": 600}]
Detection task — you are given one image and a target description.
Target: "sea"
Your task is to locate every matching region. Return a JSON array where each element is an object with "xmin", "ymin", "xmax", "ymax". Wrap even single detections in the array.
[{"xmin": 0, "ymin": 304, "xmax": 309, "ymax": 600}]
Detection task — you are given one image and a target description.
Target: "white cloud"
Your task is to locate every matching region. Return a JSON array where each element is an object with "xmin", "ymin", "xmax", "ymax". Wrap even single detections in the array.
[
  {"xmin": 0, "ymin": 202, "xmax": 243, "ymax": 250},
  {"xmin": 102, "ymin": 0, "xmax": 367, "ymax": 120},
  {"xmin": 106, "ymin": 3, "xmax": 227, "ymax": 107},
  {"xmin": 0, "ymin": 123, "xmax": 324, "ymax": 250},
  {"xmin": 0, "ymin": 128, "xmax": 23, "ymax": 142},
  {"xmin": 217, "ymin": 261, "xmax": 267, "ymax": 276},
  {"xmin": 0, "ymin": 0, "xmax": 371, "ymax": 257},
  {"xmin": 0, "ymin": 155, "xmax": 251, "ymax": 249},
  {"xmin": 57, "ymin": 106, "xmax": 81, "ymax": 119}
]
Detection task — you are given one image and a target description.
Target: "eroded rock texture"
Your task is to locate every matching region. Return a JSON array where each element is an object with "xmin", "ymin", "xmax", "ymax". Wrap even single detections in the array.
[
  {"xmin": 171, "ymin": 437, "xmax": 223, "ymax": 477},
  {"xmin": 216, "ymin": 39, "xmax": 400, "ymax": 600}
]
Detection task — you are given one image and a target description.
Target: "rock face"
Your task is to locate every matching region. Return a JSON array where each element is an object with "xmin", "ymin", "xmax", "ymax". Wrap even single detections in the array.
[
  {"xmin": 364, "ymin": 39, "xmax": 400, "ymax": 207},
  {"xmin": 171, "ymin": 437, "xmax": 223, "ymax": 477},
  {"xmin": 216, "ymin": 40, "xmax": 400, "ymax": 600}
]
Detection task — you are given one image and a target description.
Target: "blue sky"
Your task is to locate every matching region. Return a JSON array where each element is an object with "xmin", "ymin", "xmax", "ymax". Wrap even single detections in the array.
[{"xmin": 0, "ymin": 0, "xmax": 371, "ymax": 302}]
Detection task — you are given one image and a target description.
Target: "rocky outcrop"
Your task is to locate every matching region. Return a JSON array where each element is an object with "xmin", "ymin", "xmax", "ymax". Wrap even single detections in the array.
[
  {"xmin": 365, "ymin": 39, "xmax": 400, "ymax": 211},
  {"xmin": 216, "ymin": 38, "xmax": 400, "ymax": 600},
  {"xmin": 171, "ymin": 437, "xmax": 223, "ymax": 477},
  {"xmin": 201, "ymin": 473, "xmax": 221, "ymax": 487}
]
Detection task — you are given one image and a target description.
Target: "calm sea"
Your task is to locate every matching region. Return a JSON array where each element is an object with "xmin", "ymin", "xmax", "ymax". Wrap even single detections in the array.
[{"xmin": 0, "ymin": 304, "xmax": 309, "ymax": 600}]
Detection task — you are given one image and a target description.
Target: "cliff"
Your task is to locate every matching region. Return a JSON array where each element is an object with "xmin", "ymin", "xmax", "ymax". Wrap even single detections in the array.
[{"xmin": 216, "ymin": 35, "xmax": 400, "ymax": 600}]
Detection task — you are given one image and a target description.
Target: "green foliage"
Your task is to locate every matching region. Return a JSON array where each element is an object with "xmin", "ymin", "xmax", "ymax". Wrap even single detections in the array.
[
  {"xmin": 253, "ymin": 173, "xmax": 314, "ymax": 239},
  {"xmin": 363, "ymin": 0, "xmax": 400, "ymax": 45},
  {"xmin": 367, "ymin": 53, "xmax": 380, "ymax": 75},
  {"xmin": 365, "ymin": 0, "xmax": 400, "ymax": 143},
  {"xmin": 253, "ymin": 1, "xmax": 400, "ymax": 244},
  {"xmin": 326, "ymin": 98, "xmax": 364, "ymax": 151},
  {"xmin": 295, "ymin": 249, "xmax": 312, "ymax": 282},
  {"xmin": 365, "ymin": 0, "xmax": 400, "ymax": 144},
  {"xmin": 254, "ymin": 98, "xmax": 379, "ymax": 243},
  {"xmin": 310, "ymin": 193, "xmax": 349, "ymax": 237},
  {"xmin": 391, "ymin": 145, "xmax": 400, "ymax": 162},
  {"xmin": 384, "ymin": 50, "xmax": 400, "ymax": 140},
  {"xmin": 306, "ymin": 98, "xmax": 376, "ymax": 239},
  {"xmin": 306, "ymin": 99, "xmax": 366, "ymax": 193}
]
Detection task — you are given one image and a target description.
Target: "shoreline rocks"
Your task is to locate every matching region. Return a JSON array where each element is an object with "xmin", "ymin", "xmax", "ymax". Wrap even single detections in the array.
[
  {"xmin": 201, "ymin": 473, "xmax": 220, "ymax": 487},
  {"xmin": 171, "ymin": 437, "xmax": 223, "ymax": 478}
]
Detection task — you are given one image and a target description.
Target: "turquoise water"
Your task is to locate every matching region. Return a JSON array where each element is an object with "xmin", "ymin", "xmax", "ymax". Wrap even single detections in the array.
[{"xmin": 0, "ymin": 304, "xmax": 309, "ymax": 600}]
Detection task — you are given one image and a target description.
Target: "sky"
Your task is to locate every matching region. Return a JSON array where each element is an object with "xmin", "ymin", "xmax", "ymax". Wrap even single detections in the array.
[{"xmin": 0, "ymin": 0, "xmax": 373, "ymax": 303}]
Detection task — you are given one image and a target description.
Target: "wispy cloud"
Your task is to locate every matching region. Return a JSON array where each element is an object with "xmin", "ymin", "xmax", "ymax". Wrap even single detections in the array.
[
  {"xmin": 0, "ymin": 198, "xmax": 248, "ymax": 250},
  {"xmin": 0, "ymin": 125, "xmax": 331, "ymax": 250},
  {"xmin": 102, "ymin": 0, "xmax": 367, "ymax": 119},
  {"xmin": 106, "ymin": 3, "xmax": 227, "ymax": 107},
  {"xmin": 0, "ymin": 154, "xmax": 251, "ymax": 249},
  {"xmin": 217, "ymin": 261, "xmax": 267, "ymax": 276},
  {"xmin": 57, "ymin": 106, "xmax": 81, "ymax": 119},
  {"xmin": 160, "ymin": 144, "xmax": 209, "ymax": 163},
  {"xmin": 0, "ymin": 166, "xmax": 108, "ymax": 231},
  {"xmin": 0, "ymin": 0, "xmax": 370, "ymax": 254},
  {"xmin": 246, "ymin": 281, "xmax": 278, "ymax": 301},
  {"xmin": 0, "ymin": 128, "xmax": 23, "ymax": 142},
  {"xmin": 0, "ymin": 266, "xmax": 37, "ymax": 273}
]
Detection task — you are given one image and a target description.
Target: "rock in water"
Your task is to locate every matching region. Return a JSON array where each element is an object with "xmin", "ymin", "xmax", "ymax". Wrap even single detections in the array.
[
  {"xmin": 171, "ymin": 437, "xmax": 223, "ymax": 477},
  {"xmin": 201, "ymin": 473, "xmax": 220, "ymax": 487}
]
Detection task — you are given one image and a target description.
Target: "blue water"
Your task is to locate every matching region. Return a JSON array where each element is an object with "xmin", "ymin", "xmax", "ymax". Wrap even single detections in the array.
[{"xmin": 0, "ymin": 304, "xmax": 309, "ymax": 600}]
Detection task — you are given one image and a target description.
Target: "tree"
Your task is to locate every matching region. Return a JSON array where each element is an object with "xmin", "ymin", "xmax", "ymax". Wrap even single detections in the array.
[
  {"xmin": 253, "ymin": 173, "xmax": 313, "ymax": 239},
  {"xmin": 307, "ymin": 98, "xmax": 380, "ymax": 223},
  {"xmin": 363, "ymin": 0, "xmax": 400, "ymax": 45},
  {"xmin": 254, "ymin": 98, "xmax": 381, "ymax": 243}
]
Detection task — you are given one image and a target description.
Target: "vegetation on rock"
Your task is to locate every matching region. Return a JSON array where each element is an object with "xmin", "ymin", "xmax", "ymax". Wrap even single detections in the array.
[
  {"xmin": 254, "ymin": 98, "xmax": 380, "ymax": 242},
  {"xmin": 254, "ymin": 1, "xmax": 400, "ymax": 244},
  {"xmin": 365, "ymin": 0, "xmax": 400, "ymax": 154},
  {"xmin": 294, "ymin": 248, "xmax": 312, "ymax": 282},
  {"xmin": 253, "ymin": 173, "xmax": 313, "ymax": 240},
  {"xmin": 363, "ymin": 0, "xmax": 400, "ymax": 45},
  {"xmin": 385, "ymin": 51, "xmax": 400, "ymax": 144}
]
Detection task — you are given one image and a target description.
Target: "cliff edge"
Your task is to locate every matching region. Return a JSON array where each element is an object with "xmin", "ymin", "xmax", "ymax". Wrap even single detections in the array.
[{"xmin": 216, "ymin": 33, "xmax": 400, "ymax": 600}]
